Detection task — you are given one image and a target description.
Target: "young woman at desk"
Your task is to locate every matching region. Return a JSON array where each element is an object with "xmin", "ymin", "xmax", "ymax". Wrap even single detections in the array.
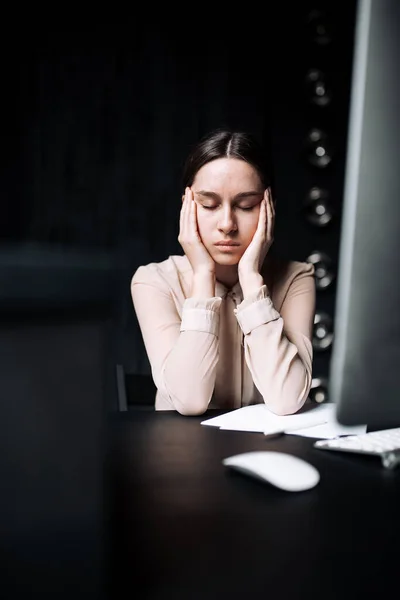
[{"xmin": 131, "ymin": 129, "xmax": 316, "ymax": 416}]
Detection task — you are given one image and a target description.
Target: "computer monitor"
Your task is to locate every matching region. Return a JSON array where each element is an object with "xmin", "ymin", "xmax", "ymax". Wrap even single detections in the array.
[{"xmin": 330, "ymin": 0, "xmax": 400, "ymax": 429}]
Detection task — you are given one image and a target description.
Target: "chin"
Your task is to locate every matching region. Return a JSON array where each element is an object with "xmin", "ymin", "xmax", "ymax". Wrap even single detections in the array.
[{"xmin": 212, "ymin": 254, "xmax": 241, "ymax": 266}]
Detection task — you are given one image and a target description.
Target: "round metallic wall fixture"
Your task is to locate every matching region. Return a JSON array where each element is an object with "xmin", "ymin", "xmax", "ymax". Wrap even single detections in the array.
[
  {"xmin": 306, "ymin": 251, "xmax": 335, "ymax": 290},
  {"xmin": 304, "ymin": 187, "xmax": 333, "ymax": 227},
  {"xmin": 313, "ymin": 312, "xmax": 334, "ymax": 351},
  {"xmin": 305, "ymin": 69, "xmax": 332, "ymax": 107},
  {"xmin": 306, "ymin": 9, "xmax": 332, "ymax": 45},
  {"xmin": 304, "ymin": 128, "xmax": 333, "ymax": 168},
  {"xmin": 309, "ymin": 377, "xmax": 329, "ymax": 404}
]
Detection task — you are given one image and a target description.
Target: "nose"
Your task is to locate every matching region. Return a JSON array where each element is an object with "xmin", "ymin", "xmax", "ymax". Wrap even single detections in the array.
[{"xmin": 217, "ymin": 207, "xmax": 238, "ymax": 234}]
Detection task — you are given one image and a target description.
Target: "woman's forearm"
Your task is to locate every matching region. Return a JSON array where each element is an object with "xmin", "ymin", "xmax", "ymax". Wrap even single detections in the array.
[
  {"xmin": 190, "ymin": 271, "xmax": 216, "ymax": 299},
  {"xmin": 243, "ymin": 320, "xmax": 312, "ymax": 415},
  {"xmin": 159, "ymin": 330, "xmax": 219, "ymax": 415},
  {"xmin": 156, "ymin": 272, "xmax": 220, "ymax": 415}
]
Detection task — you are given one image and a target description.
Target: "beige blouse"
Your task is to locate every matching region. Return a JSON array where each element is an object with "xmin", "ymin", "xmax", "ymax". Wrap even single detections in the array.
[{"xmin": 131, "ymin": 254, "xmax": 315, "ymax": 416}]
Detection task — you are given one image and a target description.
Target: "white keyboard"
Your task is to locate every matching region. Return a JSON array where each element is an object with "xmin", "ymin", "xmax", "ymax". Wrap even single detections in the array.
[{"xmin": 314, "ymin": 427, "xmax": 400, "ymax": 469}]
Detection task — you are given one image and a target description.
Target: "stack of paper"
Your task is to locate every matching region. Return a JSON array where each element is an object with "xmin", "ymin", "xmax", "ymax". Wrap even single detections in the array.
[{"xmin": 201, "ymin": 402, "xmax": 366, "ymax": 439}]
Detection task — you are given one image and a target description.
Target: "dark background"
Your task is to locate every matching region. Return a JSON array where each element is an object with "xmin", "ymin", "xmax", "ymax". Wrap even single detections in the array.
[
  {"xmin": 0, "ymin": 3, "xmax": 359, "ymax": 597},
  {"xmin": 1, "ymin": 2, "xmax": 357, "ymax": 393}
]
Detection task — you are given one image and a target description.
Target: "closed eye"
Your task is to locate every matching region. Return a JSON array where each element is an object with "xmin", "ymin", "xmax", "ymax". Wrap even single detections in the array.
[{"xmin": 200, "ymin": 204, "xmax": 256, "ymax": 211}]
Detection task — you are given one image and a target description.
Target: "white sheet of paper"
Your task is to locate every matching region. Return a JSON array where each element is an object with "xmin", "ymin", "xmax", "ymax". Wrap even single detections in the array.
[
  {"xmin": 201, "ymin": 402, "xmax": 367, "ymax": 439},
  {"xmin": 287, "ymin": 420, "xmax": 367, "ymax": 439},
  {"xmin": 201, "ymin": 404, "xmax": 275, "ymax": 432}
]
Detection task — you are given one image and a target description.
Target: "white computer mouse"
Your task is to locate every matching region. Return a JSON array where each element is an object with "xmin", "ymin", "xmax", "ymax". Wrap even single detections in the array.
[{"xmin": 222, "ymin": 451, "xmax": 320, "ymax": 492}]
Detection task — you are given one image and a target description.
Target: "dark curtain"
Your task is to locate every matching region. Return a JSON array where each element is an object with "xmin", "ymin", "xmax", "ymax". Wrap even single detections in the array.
[{"xmin": 1, "ymin": 4, "xmax": 356, "ymax": 377}]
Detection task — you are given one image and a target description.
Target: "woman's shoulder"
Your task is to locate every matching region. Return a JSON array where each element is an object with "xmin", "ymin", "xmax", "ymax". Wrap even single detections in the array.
[
  {"xmin": 263, "ymin": 255, "xmax": 315, "ymax": 295},
  {"xmin": 131, "ymin": 254, "xmax": 191, "ymax": 287}
]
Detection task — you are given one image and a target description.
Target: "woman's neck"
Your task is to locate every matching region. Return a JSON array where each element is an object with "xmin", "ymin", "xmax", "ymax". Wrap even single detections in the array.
[{"xmin": 215, "ymin": 264, "xmax": 239, "ymax": 289}]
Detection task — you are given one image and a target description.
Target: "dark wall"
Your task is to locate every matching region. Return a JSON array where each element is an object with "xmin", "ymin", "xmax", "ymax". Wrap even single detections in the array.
[
  {"xmin": 268, "ymin": 4, "xmax": 358, "ymax": 398},
  {"xmin": 1, "ymin": 3, "xmax": 357, "ymax": 384}
]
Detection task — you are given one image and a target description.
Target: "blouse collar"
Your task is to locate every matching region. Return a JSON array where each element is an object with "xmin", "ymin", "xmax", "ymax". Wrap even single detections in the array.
[{"xmin": 215, "ymin": 279, "xmax": 243, "ymax": 304}]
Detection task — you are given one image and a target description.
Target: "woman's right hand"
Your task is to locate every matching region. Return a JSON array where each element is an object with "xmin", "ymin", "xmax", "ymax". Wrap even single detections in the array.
[{"xmin": 178, "ymin": 187, "xmax": 215, "ymax": 277}]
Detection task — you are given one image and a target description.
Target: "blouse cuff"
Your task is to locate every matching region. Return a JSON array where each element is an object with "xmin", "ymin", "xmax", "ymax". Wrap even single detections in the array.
[
  {"xmin": 236, "ymin": 284, "xmax": 269, "ymax": 309},
  {"xmin": 234, "ymin": 286, "xmax": 280, "ymax": 335},
  {"xmin": 180, "ymin": 296, "xmax": 222, "ymax": 336}
]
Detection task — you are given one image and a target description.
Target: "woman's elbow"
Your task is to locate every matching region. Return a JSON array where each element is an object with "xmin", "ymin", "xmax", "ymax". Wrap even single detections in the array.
[
  {"xmin": 176, "ymin": 403, "xmax": 209, "ymax": 416},
  {"xmin": 166, "ymin": 389, "xmax": 212, "ymax": 416},
  {"xmin": 161, "ymin": 368, "xmax": 215, "ymax": 416},
  {"xmin": 262, "ymin": 372, "xmax": 311, "ymax": 415},
  {"xmin": 266, "ymin": 395, "xmax": 307, "ymax": 416}
]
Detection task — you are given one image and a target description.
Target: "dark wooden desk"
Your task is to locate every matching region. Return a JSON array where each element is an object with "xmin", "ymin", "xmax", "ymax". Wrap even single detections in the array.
[{"xmin": 109, "ymin": 409, "xmax": 400, "ymax": 600}]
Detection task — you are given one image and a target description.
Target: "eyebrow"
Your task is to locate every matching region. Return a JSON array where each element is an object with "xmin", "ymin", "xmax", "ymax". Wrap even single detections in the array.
[{"xmin": 196, "ymin": 191, "xmax": 262, "ymax": 201}]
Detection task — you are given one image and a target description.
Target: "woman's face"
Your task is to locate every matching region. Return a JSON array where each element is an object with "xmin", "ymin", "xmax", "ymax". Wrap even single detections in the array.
[{"xmin": 191, "ymin": 158, "xmax": 264, "ymax": 266}]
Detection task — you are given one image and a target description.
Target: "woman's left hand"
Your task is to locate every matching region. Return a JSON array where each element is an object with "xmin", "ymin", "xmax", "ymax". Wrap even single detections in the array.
[{"xmin": 238, "ymin": 188, "xmax": 275, "ymax": 292}]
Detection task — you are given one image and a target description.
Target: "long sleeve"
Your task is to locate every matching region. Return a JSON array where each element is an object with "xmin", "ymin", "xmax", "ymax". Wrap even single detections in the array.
[
  {"xmin": 234, "ymin": 263, "xmax": 315, "ymax": 415},
  {"xmin": 131, "ymin": 265, "xmax": 222, "ymax": 415}
]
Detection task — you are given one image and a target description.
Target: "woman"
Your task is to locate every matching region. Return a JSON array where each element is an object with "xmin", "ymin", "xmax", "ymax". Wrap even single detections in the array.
[{"xmin": 131, "ymin": 129, "xmax": 315, "ymax": 415}]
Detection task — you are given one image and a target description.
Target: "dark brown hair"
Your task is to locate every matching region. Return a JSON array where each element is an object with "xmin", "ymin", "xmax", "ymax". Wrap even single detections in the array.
[{"xmin": 182, "ymin": 129, "xmax": 273, "ymax": 192}]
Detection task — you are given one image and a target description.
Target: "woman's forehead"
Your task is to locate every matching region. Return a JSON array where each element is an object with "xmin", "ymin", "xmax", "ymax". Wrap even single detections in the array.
[{"xmin": 193, "ymin": 158, "xmax": 262, "ymax": 189}]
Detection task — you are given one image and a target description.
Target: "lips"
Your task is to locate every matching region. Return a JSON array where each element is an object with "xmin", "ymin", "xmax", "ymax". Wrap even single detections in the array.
[{"xmin": 214, "ymin": 241, "xmax": 240, "ymax": 246}]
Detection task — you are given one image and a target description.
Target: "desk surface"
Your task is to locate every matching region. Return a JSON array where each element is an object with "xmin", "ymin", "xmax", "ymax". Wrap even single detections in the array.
[{"xmin": 109, "ymin": 408, "xmax": 400, "ymax": 600}]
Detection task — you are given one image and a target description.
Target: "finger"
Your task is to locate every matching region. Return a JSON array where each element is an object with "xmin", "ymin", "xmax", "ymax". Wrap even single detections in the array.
[
  {"xmin": 183, "ymin": 187, "xmax": 193, "ymax": 234},
  {"xmin": 268, "ymin": 188, "xmax": 275, "ymax": 220},
  {"xmin": 265, "ymin": 188, "xmax": 274, "ymax": 227},
  {"xmin": 266, "ymin": 192, "xmax": 274, "ymax": 241},
  {"xmin": 189, "ymin": 190, "xmax": 200, "ymax": 239},
  {"xmin": 179, "ymin": 187, "xmax": 189, "ymax": 235},
  {"xmin": 256, "ymin": 193, "xmax": 267, "ymax": 237}
]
